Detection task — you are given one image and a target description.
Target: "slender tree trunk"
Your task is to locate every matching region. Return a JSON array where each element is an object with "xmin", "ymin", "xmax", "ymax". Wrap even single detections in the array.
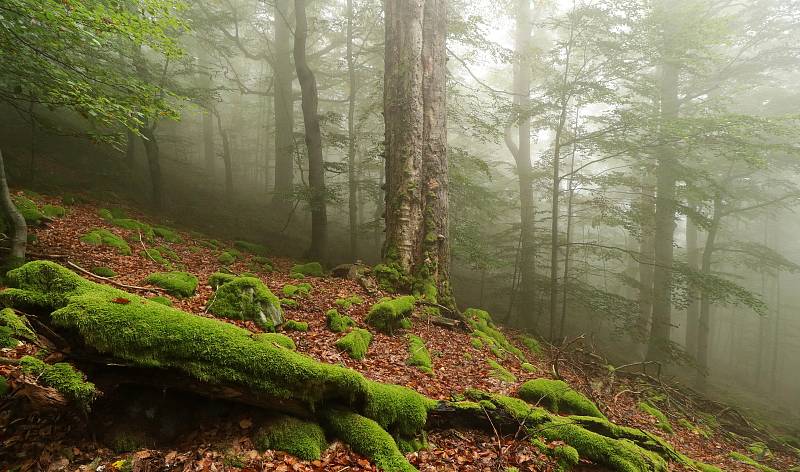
[
  {"xmin": 346, "ymin": 0, "xmax": 359, "ymax": 260},
  {"xmin": 384, "ymin": 0, "xmax": 450, "ymax": 304},
  {"xmin": 125, "ymin": 129, "xmax": 137, "ymax": 170},
  {"xmin": 213, "ymin": 110, "xmax": 233, "ymax": 204},
  {"xmin": 203, "ymin": 103, "xmax": 216, "ymax": 185},
  {"xmin": 273, "ymin": 0, "xmax": 295, "ymax": 211},
  {"xmin": 685, "ymin": 206, "xmax": 700, "ymax": 356},
  {"xmin": 645, "ymin": 59, "xmax": 679, "ymax": 362},
  {"xmin": 696, "ymin": 194, "xmax": 721, "ymax": 389},
  {"xmin": 294, "ymin": 0, "xmax": 327, "ymax": 261},
  {"xmin": 0, "ymin": 149, "xmax": 27, "ymax": 266},
  {"xmin": 140, "ymin": 126, "xmax": 163, "ymax": 212},
  {"xmin": 559, "ymin": 140, "xmax": 577, "ymax": 340},
  {"xmin": 637, "ymin": 181, "xmax": 655, "ymax": 344}
]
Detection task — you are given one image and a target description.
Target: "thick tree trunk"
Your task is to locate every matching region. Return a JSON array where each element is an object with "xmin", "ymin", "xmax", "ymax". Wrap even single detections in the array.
[
  {"xmin": 696, "ymin": 195, "xmax": 721, "ymax": 389},
  {"xmin": 294, "ymin": 0, "xmax": 327, "ymax": 261},
  {"xmin": 346, "ymin": 0, "xmax": 359, "ymax": 260},
  {"xmin": 383, "ymin": 0, "xmax": 451, "ymax": 303},
  {"xmin": 0, "ymin": 148, "xmax": 27, "ymax": 265},
  {"xmin": 685, "ymin": 207, "xmax": 700, "ymax": 356},
  {"xmin": 140, "ymin": 127, "xmax": 163, "ymax": 212},
  {"xmin": 272, "ymin": 0, "xmax": 295, "ymax": 212}
]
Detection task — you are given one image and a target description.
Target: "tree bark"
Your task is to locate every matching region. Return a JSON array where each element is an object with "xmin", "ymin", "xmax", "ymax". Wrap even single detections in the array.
[
  {"xmin": 140, "ymin": 126, "xmax": 163, "ymax": 212},
  {"xmin": 213, "ymin": 109, "xmax": 234, "ymax": 204},
  {"xmin": 637, "ymin": 181, "xmax": 655, "ymax": 345},
  {"xmin": 272, "ymin": 0, "xmax": 295, "ymax": 212},
  {"xmin": 346, "ymin": 0, "xmax": 359, "ymax": 260},
  {"xmin": 696, "ymin": 194, "xmax": 721, "ymax": 389},
  {"xmin": 383, "ymin": 0, "xmax": 451, "ymax": 304},
  {"xmin": 294, "ymin": 0, "xmax": 328, "ymax": 261},
  {"xmin": 203, "ymin": 102, "xmax": 216, "ymax": 185},
  {"xmin": 685, "ymin": 206, "xmax": 700, "ymax": 356},
  {"xmin": 0, "ymin": 148, "xmax": 27, "ymax": 265}
]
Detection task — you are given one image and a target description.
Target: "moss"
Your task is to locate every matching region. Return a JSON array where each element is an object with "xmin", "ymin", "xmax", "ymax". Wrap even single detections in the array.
[
  {"xmin": 140, "ymin": 248, "xmax": 172, "ymax": 268},
  {"xmin": 254, "ymin": 415, "xmax": 327, "ymax": 460},
  {"xmin": 62, "ymin": 194, "xmax": 84, "ymax": 206},
  {"xmin": 290, "ymin": 262, "xmax": 324, "ymax": 277},
  {"xmin": 235, "ymin": 240, "xmax": 269, "ymax": 256},
  {"xmin": 327, "ymin": 309, "xmax": 356, "ymax": 333},
  {"xmin": 156, "ymin": 245, "xmax": 180, "ymax": 262},
  {"xmin": 42, "ymin": 204, "xmax": 66, "ymax": 218},
  {"xmin": 197, "ymin": 239, "xmax": 220, "ymax": 249},
  {"xmin": 323, "ymin": 410, "xmax": 417, "ymax": 472},
  {"xmin": 336, "ymin": 328, "xmax": 373, "ymax": 360},
  {"xmin": 747, "ymin": 442, "xmax": 771, "ymax": 460},
  {"xmin": 281, "ymin": 298, "xmax": 299, "ymax": 308},
  {"xmin": 91, "ymin": 266, "xmax": 117, "ymax": 278},
  {"xmin": 98, "ymin": 208, "xmax": 113, "ymax": 220},
  {"xmin": 396, "ymin": 432, "xmax": 428, "ymax": 453},
  {"xmin": 0, "ymin": 308, "xmax": 36, "ymax": 341},
  {"xmin": 148, "ymin": 296, "xmax": 173, "ymax": 307},
  {"xmin": 81, "ymin": 228, "xmax": 131, "ymax": 255},
  {"xmin": 0, "ymin": 326, "xmax": 18, "ymax": 347},
  {"xmin": 19, "ymin": 356, "xmax": 96, "ymax": 408},
  {"xmin": 0, "ymin": 375, "xmax": 8, "ymax": 396},
  {"xmin": 470, "ymin": 337, "xmax": 483, "ymax": 349},
  {"xmin": 207, "ymin": 276, "xmax": 283, "ymax": 330},
  {"xmin": 407, "ymin": 335, "xmax": 433, "ymax": 375},
  {"xmin": 283, "ymin": 283, "xmax": 312, "ymax": 298},
  {"xmin": 729, "ymin": 452, "xmax": 777, "ymax": 472},
  {"xmin": 14, "ymin": 196, "xmax": 45, "ymax": 225},
  {"xmin": 145, "ymin": 272, "xmax": 198, "ymax": 298},
  {"xmin": 218, "ymin": 251, "xmax": 237, "ymax": 265},
  {"xmin": 521, "ymin": 362, "xmax": 537, "ymax": 373},
  {"xmin": 208, "ymin": 272, "xmax": 236, "ymax": 288},
  {"xmin": 522, "ymin": 335, "xmax": 543, "ymax": 356},
  {"xmin": 112, "ymin": 218, "xmax": 154, "ymax": 240},
  {"xmin": 487, "ymin": 359, "xmax": 516, "ymax": 383},
  {"xmin": 365, "ymin": 296, "xmax": 416, "ymax": 334},
  {"xmin": 554, "ymin": 445, "xmax": 580, "ymax": 471},
  {"xmin": 335, "ymin": 295, "xmax": 364, "ymax": 310},
  {"xmin": 283, "ymin": 320, "xmax": 309, "ymax": 332},
  {"xmin": 154, "ymin": 226, "xmax": 181, "ymax": 243},
  {"xmin": 518, "ymin": 379, "xmax": 605, "ymax": 419},
  {"xmin": 364, "ymin": 380, "xmax": 436, "ymax": 438},
  {"xmin": 638, "ymin": 401, "xmax": 673, "ymax": 433},
  {"xmin": 254, "ymin": 333, "xmax": 296, "ymax": 350},
  {"xmin": 465, "ymin": 308, "xmax": 525, "ymax": 361},
  {"xmin": 373, "ymin": 263, "xmax": 407, "ymax": 292}
]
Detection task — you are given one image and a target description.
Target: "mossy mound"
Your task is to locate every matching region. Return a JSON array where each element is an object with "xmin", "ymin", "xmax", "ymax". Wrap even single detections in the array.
[
  {"xmin": 327, "ymin": 309, "xmax": 356, "ymax": 333},
  {"xmin": 335, "ymin": 295, "xmax": 364, "ymax": 310},
  {"xmin": 218, "ymin": 251, "xmax": 237, "ymax": 265},
  {"xmin": 518, "ymin": 379, "xmax": 605, "ymax": 418},
  {"xmin": 488, "ymin": 359, "xmax": 516, "ymax": 383},
  {"xmin": 521, "ymin": 335, "xmax": 543, "ymax": 356},
  {"xmin": 729, "ymin": 452, "xmax": 777, "ymax": 472},
  {"xmin": 141, "ymin": 248, "xmax": 172, "ymax": 268},
  {"xmin": 154, "ymin": 226, "xmax": 181, "ymax": 243},
  {"xmin": 111, "ymin": 218, "xmax": 155, "ymax": 240},
  {"xmin": 145, "ymin": 272, "xmax": 198, "ymax": 298},
  {"xmin": 249, "ymin": 256, "xmax": 274, "ymax": 273},
  {"xmin": 407, "ymin": 335, "xmax": 433, "ymax": 375},
  {"xmin": 207, "ymin": 276, "xmax": 283, "ymax": 330},
  {"xmin": 42, "ymin": 204, "xmax": 66, "ymax": 218},
  {"xmin": 81, "ymin": 229, "xmax": 131, "ymax": 255},
  {"xmin": 465, "ymin": 308, "xmax": 525, "ymax": 360},
  {"xmin": 336, "ymin": 328, "xmax": 373, "ymax": 360},
  {"xmin": 254, "ymin": 415, "xmax": 327, "ymax": 460},
  {"xmin": 365, "ymin": 296, "xmax": 415, "ymax": 334},
  {"xmin": 254, "ymin": 333, "xmax": 296, "ymax": 350},
  {"xmin": 372, "ymin": 263, "xmax": 407, "ymax": 292},
  {"xmin": 91, "ymin": 266, "xmax": 117, "ymax": 278},
  {"xmin": 19, "ymin": 356, "xmax": 96, "ymax": 409},
  {"xmin": 521, "ymin": 362, "xmax": 537, "ymax": 373},
  {"xmin": 14, "ymin": 196, "xmax": 45, "ymax": 225},
  {"xmin": 208, "ymin": 272, "xmax": 236, "ymax": 288},
  {"xmin": 324, "ymin": 410, "xmax": 417, "ymax": 472},
  {"xmin": 281, "ymin": 298, "xmax": 299, "ymax": 308},
  {"xmin": 282, "ymin": 283, "xmax": 312, "ymax": 298},
  {"xmin": 638, "ymin": 401, "xmax": 673, "ymax": 433},
  {"xmin": 283, "ymin": 320, "xmax": 309, "ymax": 332},
  {"xmin": 290, "ymin": 262, "xmax": 324, "ymax": 277},
  {"xmin": 235, "ymin": 240, "xmax": 269, "ymax": 256},
  {"xmin": 148, "ymin": 296, "xmax": 173, "ymax": 307}
]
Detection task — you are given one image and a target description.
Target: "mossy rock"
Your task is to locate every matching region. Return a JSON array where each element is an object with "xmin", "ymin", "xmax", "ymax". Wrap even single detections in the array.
[
  {"xmin": 207, "ymin": 276, "xmax": 283, "ymax": 330},
  {"xmin": 235, "ymin": 240, "xmax": 269, "ymax": 256},
  {"xmin": 254, "ymin": 415, "xmax": 327, "ymax": 460},
  {"xmin": 91, "ymin": 266, "xmax": 117, "ymax": 278},
  {"xmin": 372, "ymin": 263, "xmax": 407, "ymax": 292},
  {"xmin": 521, "ymin": 362, "xmax": 537, "ymax": 373},
  {"xmin": 254, "ymin": 332, "xmax": 296, "ymax": 350},
  {"xmin": 365, "ymin": 296, "xmax": 415, "ymax": 334},
  {"xmin": 145, "ymin": 272, "xmax": 198, "ymax": 298},
  {"xmin": 19, "ymin": 356, "xmax": 96, "ymax": 408},
  {"xmin": 282, "ymin": 283, "xmax": 312, "ymax": 298},
  {"xmin": 335, "ymin": 295, "xmax": 364, "ymax": 310},
  {"xmin": 336, "ymin": 328, "xmax": 372, "ymax": 360},
  {"xmin": 140, "ymin": 248, "xmax": 172, "ymax": 269},
  {"xmin": 154, "ymin": 226, "xmax": 181, "ymax": 243},
  {"xmin": 488, "ymin": 359, "xmax": 516, "ymax": 383},
  {"xmin": 14, "ymin": 196, "xmax": 45, "ymax": 225},
  {"xmin": 81, "ymin": 228, "xmax": 131, "ymax": 255},
  {"xmin": 326, "ymin": 309, "xmax": 356, "ymax": 333},
  {"xmin": 638, "ymin": 401, "xmax": 673, "ymax": 433},
  {"xmin": 407, "ymin": 335, "xmax": 433, "ymax": 375},
  {"xmin": 42, "ymin": 204, "xmax": 66, "ymax": 218},
  {"xmin": 518, "ymin": 379, "xmax": 605, "ymax": 418},
  {"xmin": 112, "ymin": 218, "xmax": 154, "ymax": 240},
  {"xmin": 283, "ymin": 320, "xmax": 309, "ymax": 332},
  {"xmin": 218, "ymin": 251, "xmax": 237, "ymax": 265},
  {"xmin": 323, "ymin": 410, "xmax": 417, "ymax": 472},
  {"xmin": 290, "ymin": 262, "xmax": 324, "ymax": 277},
  {"xmin": 208, "ymin": 272, "xmax": 236, "ymax": 288},
  {"xmin": 281, "ymin": 298, "xmax": 299, "ymax": 308}
]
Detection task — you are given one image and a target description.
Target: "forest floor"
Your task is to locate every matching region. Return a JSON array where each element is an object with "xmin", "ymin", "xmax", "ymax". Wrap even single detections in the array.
[{"xmin": 1, "ymin": 191, "xmax": 798, "ymax": 472}]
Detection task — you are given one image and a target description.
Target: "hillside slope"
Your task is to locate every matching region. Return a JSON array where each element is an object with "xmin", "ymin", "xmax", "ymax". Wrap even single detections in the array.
[{"xmin": 0, "ymin": 191, "xmax": 798, "ymax": 472}]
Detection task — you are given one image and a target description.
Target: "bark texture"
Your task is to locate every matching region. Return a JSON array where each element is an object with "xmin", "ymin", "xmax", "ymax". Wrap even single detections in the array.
[
  {"xmin": 0, "ymin": 148, "xmax": 27, "ymax": 264},
  {"xmin": 272, "ymin": 0, "xmax": 295, "ymax": 212}
]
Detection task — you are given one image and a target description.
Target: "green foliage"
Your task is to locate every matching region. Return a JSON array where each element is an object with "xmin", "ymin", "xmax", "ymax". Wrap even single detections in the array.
[
  {"xmin": 365, "ymin": 296, "xmax": 416, "ymax": 334},
  {"xmin": 235, "ymin": 240, "xmax": 269, "ymax": 256},
  {"xmin": 254, "ymin": 333, "xmax": 296, "ymax": 351},
  {"xmin": 0, "ymin": 327, "xmax": 19, "ymax": 348},
  {"xmin": 254, "ymin": 416, "xmax": 327, "ymax": 460},
  {"xmin": 335, "ymin": 295, "xmax": 364, "ymax": 310},
  {"xmin": 336, "ymin": 328, "xmax": 373, "ymax": 360},
  {"xmin": 283, "ymin": 283, "xmax": 312, "ymax": 298},
  {"xmin": 464, "ymin": 308, "xmax": 525, "ymax": 361},
  {"xmin": 290, "ymin": 262, "xmax": 324, "ymax": 277},
  {"xmin": 80, "ymin": 229, "xmax": 131, "ymax": 255},
  {"xmin": 323, "ymin": 410, "xmax": 417, "ymax": 472},
  {"xmin": 407, "ymin": 335, "xmax": 433, "ymax": 375},
  {"xmin": 283, "ymin": 320, "xmax": 309, "ymax": 332},
  {"xmin": 148, "ymin": 296, "xmax": 173, "ymax": 307},
  {"xmin": 487, "ymin": 359, "xmax": 516, "ymax": 383},
  {"xmin": 207, "ymin": 276, "xmax": 283, "ymax": 330},
  {"xmin": 218, "ymin": 251, "xmax": 237, "ymax": 265},
  {"xmin": 326, "ymin": 309, "xmax": 356, "ymax": 333},
  {"xmin": 145, "ymin": 272, "xmax": 198, "ymax": 298},
  {"xmin": 154, "ymin": 226, "xmax": 181, "ymax": 243},
  {"xmin": 91, "ymin": 267, "xmax": 117, "ymax": 278},
  {"xmin": 19, "ymin": 356, "xmax": 96, "ymax": 409},
  {"xmin": 42, "ymin": 205, "xmax": 66, "ymax": 218},
  {"xmin": 518, "ymin": 379, "xmax": 605, "ymax": 418},
  {"xmin": 729, "ymin": 452, "xmax": 777, "ymax": 472},
  {"xmin": 638, "ymin": 402, "xmax": 673, "ymax": 433}
]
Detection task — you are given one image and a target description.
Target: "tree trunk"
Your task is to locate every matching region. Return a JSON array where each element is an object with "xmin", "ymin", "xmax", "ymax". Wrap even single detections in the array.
[
  {"xmin": 645, "ymin": 59, "xmax": 679, "ymax": 362},
  {"xmin": 637, "ymin": 181, "xmax": 655, "ymax": 345},
  {"xmin": 383, "ymin": 0, "xmax": 451, "ymax": 304},
  {"xmin": 140, "ymin": 127, "xmax": 163, "ymax": 212},
  {"xmin": 346, "ymin": 0, "xmax": 359, "ymax": 260},
  {"xmin": 203, "ymin": 102, "xmax": 216, "ymax": 185},
  {"xmin": 685, "ymin": 206, "xmax": 700, "ymax": 356},
  {"xmin": 213, "ymin": 110, "xmax": 233, "ymax": 204},
  {"xmin": 294, "ymin": 0, "xmax": 327, "ymax": 261},
  {"xmin": 272, "ymin": 0, "xmax": 295, "ymax": 212},
  {"xmin": 696, "ymin": 194, "xmax": 721, "ymax": 389},
  {"xmin": 125, "ymin": 129, "xmax": 137, "ymax": 171},
  {"xmin": 0, "ymin": 148, "xmax": 27, "ymax": 266}
]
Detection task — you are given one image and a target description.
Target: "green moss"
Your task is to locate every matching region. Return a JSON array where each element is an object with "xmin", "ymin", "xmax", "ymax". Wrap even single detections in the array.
[
  {"xmin": 522, "ymin": 336, "xmax": 543, "ymax": 356},
  {"xmin": 254, "ymin": 333, "xmax": 296, "ymax": 350},
  {"xmin": 283, "ymin": 283, "xmax": 312, "ymax": 298},
  {"xmin": 0, "ymin": 326, "xmax": 18, "ymax": 347},
  {"xmin": 373, "ymin": 263, "xmax": 407, "ymax": 292},
  {"xmin": 19, "ymin": 356, "xmax": 96, "ymax": 408},
  {"xmin": 140, "ymin": 248, "xmax": 172, "ymax": 268},
  {"xmin": 554, "ymin": 445, "xmax": 580, "ymax": 471},
  {"xmin": 407, "ymin": 335, "xmax": 433, "ymax": 375},
  {"xmin": 729, "ymin": 452, "xmax": 777, "ymax": 472},
  {"xmin": 235, "ymin": 240, "xmax": 269, "ymax": 256},
  {"xmin": 0, "ymin": 375, "xmax": 8, "ymax": 396},
  {"xmin": 81, "ymin": 228, "xmax": 131, "ymax": 255},
  {"xmin": 465, "ymin": 308, "xmax": 525, "ymax": 361},
  {"xmin": 98, "ymin": 208, "xmax": 113, "ymax": 220},
  {"xmin": 521, "ymin": 362, "xmax": 537, "ymax": 373},
  {"xmin": 365, "ymin": 296, "xmax": 416, "ymax": 334},
  {"xmin": 111, "ymin": 218, "xmax": 154, "ymax": 240},
  {"xmin": 281, "ymin": 298, "xmax": 299, "ymax": 308},
  {"xmin": 336, "ymin": 328, "xmax": 373, "ymax": 360},
  {"xmin": 638, "ymin": 402, "xmax": 673, "ymax": 433},
  {"xmin": 747, "ymin": 442, "xmax": 772, "ymax": 460},
  {"xmin": 290, "ymin": 262, "xmax": 324, "ymax": 277},
  {"xmin": 14, "ymin": 196, "xmax": 45, "ymax": 225},
  {"xmin": 470, "ymin": 337, "xmax": 483, "ymax": 349},
  {"xmin": 154, "ymin": 226, "xmax": 181, "ymax": 243},
  {"xmin": 0, "ymin": 308, "xmax": 36, "ymax": 341},
  {"xmin": 364, "ymin": 380, "xmax": 436, "ymax": 438},
  {"xmin": 335, "ymin": 295, "xmax": 365, "ymax": 310},
  {"xmin": 90, "ymin": 266, "xmax": 117, "ymax": 278},
  {"xmin": 323, "ymin": 410, "xmax": 417, "ymax": 472},
  {"xmin": 145, "ymin": 272, "xmax": 198, "ymax": 298},
  {"xmin": 254, "ymin": 415, "xmax": 327, "ymax": 460},
  {"xmin": 283, "ymin": 320, "xmax": 309, "ymax": 332},
  {"xmin": 148, "ymin": 296, "xmax": 173, "ymax": 307},
  {"xmin": 208, "ymin": 272, "xmax": 236, "ymax": 288},
  {"xmin": 42, "ymin": 204, "xmax": 66, "ymax": 218},
  {"xmin": 396, "ymin": 432, "xmax": 428, "ymax": 453},
  {"xmin": 207, "ymin": 276, "xmax": 283, "ymax": 330},
  {"xmin": 518, "ymin": 379, "xmax": 604, "ymax": 418},
  {"xmin": 62, "ymin": 194, "xmax": 83, "ymax": 206},
  {"xmin": 218, "ymin": 251, "xmax": 237, "ymax": 265},
  {"xmin": 488, "ymin": 359, "xmax": 516, "ymax": 383},
  {"xmin": 156, "ymin": 245, "xmax": 180, "ymax": 262},
  {"xmin": 327, "ymin": 309, "xmax": 356, "ymax": 333}
]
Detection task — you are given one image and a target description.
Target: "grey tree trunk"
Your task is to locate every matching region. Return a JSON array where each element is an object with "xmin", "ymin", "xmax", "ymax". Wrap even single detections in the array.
[
  {"xmin": 696, "ymin": 194, "xmax": 721, "ymax": 388},
  {"xmin": 384, "ymin": 0, "xmax": 451, "ymax": 304},
  {"xmin": 637, "ymin": 182, "xmax": 655, "ymax": 344},
  {"xmin": 685, "ymin": 207, "xmax": 700, "ymax": 356},
  {"xmin": 294, "ymin": 0, "xmax": 327, "ymax": 261},
  {"xmin": 346, "ymin": 0, "xmax": 359, "ymax": 260},
  {"xmin": 213, "ymin": 109, "xmax": 233, "ymax": 203},
  {"xmin": 203, "ymin": 103, "xmax": 216, "ymax": 185},
  {"xmin": 0, "ymin": 148, "xmax": 27, "ymax": 266},
  {"xmin": 272, "ymin": 0, "xmax": 295, "ymax": 212},
  {"xmin": 140, "ymin": 126, "xmax": 163, "ymax": 212}
]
